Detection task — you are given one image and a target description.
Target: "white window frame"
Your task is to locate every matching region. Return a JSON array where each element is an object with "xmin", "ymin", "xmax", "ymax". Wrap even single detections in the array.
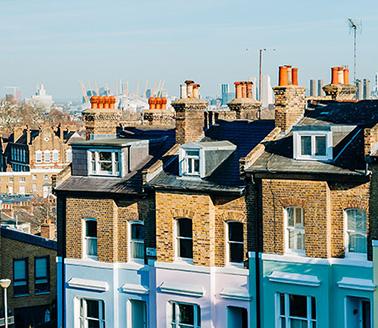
[
  {"xmin": 225, "ymin": 221, "xmax": 244, "ymax": 266},
  {"xmin": 128, "ymin": 221, "xmax": 145, "ymax": 263},
  {"xmin": 88, "ymin": 150, "xmax": 120, "ymax": 177},
  {"xmin": 293, "ymin": 131, "xmax": 332, "ymax": 161},
  {"xmin": 344, "ymin": 208, "xmax": 367, "ymax": 259},
  {"xmin": 83, "ymin": 218, "xmax": 98, "ymax": 260},
  {"xmin": 275, "ymin": 293, "xmax": 316, "ymax": 328},
  {"xmin": 179, "ymin": 147, "xmax": 204, "ymax": 178},
  {"xmin": 66, "ymin": 149, "xmax": 72, "ymax": 162},
  {"xmin": 35, "ymin": 151, "xmax": 42, "ymax": 163},
  {"xmin": 78, "ymin": 298, "xmax": 105, "ymax": 328},
  {"xmin": 52, "ymin": 149, "xmax": 59, "ymax": 162},
  {"xmin": 175, "ymin": 218, "xmax": 193, "ymax": 263},
  {"xmin": 44, "ymin": 150, "xmax": 51, "ymax": 163},
  {"xmin": 169, "ymin": 301, "xmax": 201, "ymax": 328},
  {"xmin": 284, "ymin": 207, "xmax": 305, "ymax": 256}
]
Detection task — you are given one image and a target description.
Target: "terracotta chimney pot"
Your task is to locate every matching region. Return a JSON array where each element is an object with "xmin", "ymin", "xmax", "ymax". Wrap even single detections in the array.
[
  {"xmin": 234, "ymin": 82, "xmax": 242, "ymax": 99},
  {"xmin": 193, "ymin": 84, "xmax": 200, "ymax": 99},
  {"xmin": 241, "ymin": 82, "xmax": 247, "ymax": 98},
  {"xmin": 90, "ymin": 96, "xmax": 99, "ymax": 109},
  {"xmin": 286, "ymin": 65, "xmax": 292, "ymax": 85},
  {"xmin": 156, "ymin": 97, "xmax": 162, "ymax": 109},
  {"xmin": 292, "ymin": 68, "xmax": 298, "ymax": 86},
  {"xmin": 161, "ymin": 97, "xmax": 167, "ymax": 110},
  {"xmin": 331, "ymin": 67, "xmax": 339, "ymax": 84},
  {"xmin": 279, "ymin": 66, "xmax": 288, "ymax": 86},
  {"xmin": 337, "ymin": 67, "xmax": 344, "ymax": 84},
  {"xmin": 149, "ymin": 97, "xmax": 156, "ymax": 110},
  {"xmin": 343, "ymin": 68, "xmax": 350, "ymax": 85},
  {"xmin": 246, "ymin": 81, "xmax": 253, "ymax": 98}
]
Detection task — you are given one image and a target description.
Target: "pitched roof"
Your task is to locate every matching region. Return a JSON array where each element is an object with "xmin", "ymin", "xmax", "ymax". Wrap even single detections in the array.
[
  {"xmin": 246, "ymin": 100, "xmax": 378, "ymax": 177},
  {"xmin": 1, "ymin": 226, "xmax": 57, "ymax": 250},
  {"xmin": 55, "ymin": 127, "xmax": 176, "ymax": 195},
  {"xmin": 149, "ymin": 119, "xmax": 275, "ymax": 193}
]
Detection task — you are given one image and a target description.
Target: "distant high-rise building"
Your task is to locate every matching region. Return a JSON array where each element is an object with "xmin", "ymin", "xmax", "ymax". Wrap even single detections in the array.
[
  {"xmin": 374, "ymin": 73, "xmax": 378, "ymax": 93},
  {"xmin": 356, "ymin": 80, "xmax": 363, "ymax": 100},
  {"xmin": 363, "ymin": 79, "xmax": 371, "ymax": 100},
  {"xmin": 5, "ymin": 86, "xmax": 21, "ymax": 103},
  {"xmin": 146, "ymin": 88, "xmax": 152, "ymax": 99},
  {"xmin": 261, "ymin": 75, "xmax": 273, "ymax": 108},
  {"xmin": 221, "ymin": 84, "xmax": 229, "ymax": 106},
  {"xmin": 309, "ymin": 80, "xmax": 316, "ymax": 97},
  {"xmin": 318, "ymin": 80, "xmax": 324, "ymax": 97}
]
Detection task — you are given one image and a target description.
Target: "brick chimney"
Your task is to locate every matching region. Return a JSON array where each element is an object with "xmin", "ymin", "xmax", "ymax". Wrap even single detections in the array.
[
  {"xmin": 40, "ymin": 219, "xmax": 55, "ymax": 240},
  {"xmin": 273, "ymin": 65, "xmax": 306, "ymax": 132},
  {"xmin": 172, "ymin": 80, "xmax": 207, "ymax": 144},
  {"xmin": 323, "ymin": 66, "xmax": 357, "ymax": 101},
  {"xmin": 83, "ymin": 96, "xmax": 121, "ymax": 140},
  {"xmin": 26, "ymin": 125, "xmax": 31, "ymax": 145},
  {"xmin": 228, "ymin": 81, "xmax": 261, "ymax": 120}
]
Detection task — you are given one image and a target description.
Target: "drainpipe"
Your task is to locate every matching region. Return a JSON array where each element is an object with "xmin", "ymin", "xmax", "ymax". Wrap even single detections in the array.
[{"xmin": 372, "ymin": 240, "xmax": 378, "ymax": 327}]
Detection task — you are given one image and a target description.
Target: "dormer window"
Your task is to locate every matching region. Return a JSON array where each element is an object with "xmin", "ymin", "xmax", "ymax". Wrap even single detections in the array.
[
  {"xmin": 185, "ymin": 150, "xmax": 200, "ymax": 175},
  {"xmin": 88, "ymin": 150, "xmax": 120, "ymax": 177},
  {"xmin": 293, "ymin": 126, "xmax": 332, "ymax": 161}
]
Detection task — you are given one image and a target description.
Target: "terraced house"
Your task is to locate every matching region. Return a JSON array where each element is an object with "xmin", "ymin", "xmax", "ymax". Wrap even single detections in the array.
[
  {"xmin": 56, "ymin": 71, "xmax": 378, "ymax": 328},
  {"xmin": 245, "ymin": 66, "xmax": 378, "ymax": 327}
]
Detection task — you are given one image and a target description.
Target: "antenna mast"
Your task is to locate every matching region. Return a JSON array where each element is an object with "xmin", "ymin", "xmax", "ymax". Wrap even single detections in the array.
[{"xmin": 348, "ymin": 18, "xmax": 360, "ymax": 84}]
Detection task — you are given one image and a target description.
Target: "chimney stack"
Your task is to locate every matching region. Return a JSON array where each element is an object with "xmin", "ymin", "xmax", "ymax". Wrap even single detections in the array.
[
  {"xmin": 83, "ymin": 96, "xmax": 121, "ymax": 140},
  {"xmin": 228, "ymin": 80, "xmax": 261, "ymax": 120},
  {"xmin": 323, "ymin": 66, "xmax": 356, "ymax": 101},
  {"xmin": 26, "ymin": 125, "xmax": 31, "ymax": 145},
  {"xmin": 274, "ymin": 65, "xmax": 306, "ymax": 132},
  {"xmin": 172, "ymin": 80, "xmax": 207, "ymax": 144},
  {"xmin": 40, "ymin": 219, "xmax": 55, "ymax": 240}
]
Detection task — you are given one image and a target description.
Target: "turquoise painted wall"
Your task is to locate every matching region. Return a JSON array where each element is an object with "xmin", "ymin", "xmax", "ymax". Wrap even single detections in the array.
[{"xmin": 249, "ymin": 256, "xmax": 374, "ymax": 328}]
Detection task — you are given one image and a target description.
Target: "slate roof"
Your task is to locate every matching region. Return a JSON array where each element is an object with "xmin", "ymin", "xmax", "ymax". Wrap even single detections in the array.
[
  {"xmin": 1, "ymin": 226, "xmax": 57, "ymax": 250},
  {"xmin": 55, "ymin": 127, "xmax": 176, "ymax": 195},
  {"xmin": 149, "ymin": 119, "xmax": 275, "ymax": 194},
  {"xmin": 246, "ymin": 100, "xmax": 378, "ymax": 177}
]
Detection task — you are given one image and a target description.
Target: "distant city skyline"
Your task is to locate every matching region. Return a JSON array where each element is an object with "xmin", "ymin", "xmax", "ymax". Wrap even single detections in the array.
[{"xmin": 1, "ymin": 0, "xmax": 378, "ymax": 100}]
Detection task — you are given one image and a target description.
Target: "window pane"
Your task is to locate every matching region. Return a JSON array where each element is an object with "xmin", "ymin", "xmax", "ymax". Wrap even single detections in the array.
[
  {"xmin": 14, "ymin": 260, "xmax": 26, "ymax": 280},
  {"xmin": 86, "ymin": 220, "xmax": 97, "ymax": 237},
  {"xmin": 188, "ymin": 159, "xmax": 193, "ymax": 173},
  {"xmin": 301, "ymin": 136, "xmax": 311, "ymax": 155},
  {"xmin": 35, "ymin": 258, "xmax": 47, "ymax": 278},
  {"xmin": 131, "ymin": 224, "xmax": 144, "ymax": 240},
  {"xmin": 87, "ymin": 239, "xmax": 98, "ymax": 256},
  {"xmin": 194, "ymin": 159, "xmax": 200, "ymax": 173},
  {"xmin": 88, "ymin": 321, "xmax": 100, "ymax": 328},
  {"xmin": 289, "ymin": 294, "xmax": 307, "ymax": 318},
  {"xmin": 186, "ymin": 150, "xmax": 199, "ymax": 157},
  {"xmin": 131, "ymin": 242, "xmax": 144, "ymax": 259},
  {"xmin": 280, "ymin": 294, "xmax": 285, "ymax": 315},
  {"xmin": 178, "ymin": 304, "xmax": 194, "ymax": 325},
  {"xmin": 349, "ymin": 234, "xmax": 367, "ymax": 253},
  {"xmin": 311, "ymin": 297, "xmax": 316, "ymax": 320},
  {"xmin": 230, "ymin": 243, "xmax": 244, "ymax": 263},
  {"xmin": 179, "ymin": 239, "xmax": 193, "ymax": 258},
  {"xmin": 100, "ymin": 161, "xmax": 112, "ymax": 172},
  {"xmin": 295, "ymin": 208, "xmax": 303, "ymax": 226},
  {"xmin": 229, "ymin": 222, "xmax": 243, "ymax": 242},
  {"xmin": 86, "ymin": 300, "xmax": 100, "ymax": 318},
  {"xmin": 99, "ymin": 152, "xmax": 112, "ymax": 161},
  {"xmin": 287, "ymin": 208, "xmax": 294, "ymax": 226},
  {"xmin": 315, "ymin": 136, "xmax": 326, "ymax": 156},
  {"xmin": 178, "ymin": 219, "xmax": 192, "ymax": 238}
]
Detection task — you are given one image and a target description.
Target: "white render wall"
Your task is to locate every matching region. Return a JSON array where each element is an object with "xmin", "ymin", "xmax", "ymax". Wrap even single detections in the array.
[{"xmin": 63, "ymin": 259, "xmax": 251, "ymax": 327}]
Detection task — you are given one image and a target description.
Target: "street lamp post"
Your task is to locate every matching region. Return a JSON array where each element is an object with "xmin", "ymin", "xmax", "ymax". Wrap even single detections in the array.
[{"xmin": 0, "ymin": 279, "xmax": 11, "ymax": 328}]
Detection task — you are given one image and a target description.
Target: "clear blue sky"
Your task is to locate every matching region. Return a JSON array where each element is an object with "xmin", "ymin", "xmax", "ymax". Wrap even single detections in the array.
[{"xmin": 0, "ymin": 0, "xmax": 377, "ymax": 100}]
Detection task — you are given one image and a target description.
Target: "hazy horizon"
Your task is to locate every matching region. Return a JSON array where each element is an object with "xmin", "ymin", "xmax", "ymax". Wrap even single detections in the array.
[{"xmin": 1, "ymin": 0, "xmax": 378, "ymax": 100}]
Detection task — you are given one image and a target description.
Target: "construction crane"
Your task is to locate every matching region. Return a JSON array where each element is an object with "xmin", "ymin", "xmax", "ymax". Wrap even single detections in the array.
[{"xmin": 347, "ymin": 18, "xmax": 361, "ymax": 84}]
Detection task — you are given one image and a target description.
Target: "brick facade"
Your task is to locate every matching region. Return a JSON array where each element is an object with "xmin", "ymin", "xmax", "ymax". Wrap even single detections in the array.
[
  {"xmin": 261, "ymin": 178, "xmax": 371, "ymax": 259},
  {"xmin": 155, "ymin": 191, "xmax": 249, "ymax": 267},
  {"xmin": 65, "ymin": 196, "xmax": 155, "ymax": 262}
]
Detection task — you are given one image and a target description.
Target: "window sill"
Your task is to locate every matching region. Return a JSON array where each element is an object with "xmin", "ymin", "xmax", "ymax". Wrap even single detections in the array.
[
  {"xmin": 34, "ymin": 291, "xmax": 50, "ymax": 296},
  {"xmin": 285, "ymin": 251, "xmax": 306, "ymax": 257},
  {"xmin": 83, "ymin": 256, "xmax": 98, "ymax": 261},
  {"xmin": 174, "ymin": 258, "xmax": 194, "ymax": 265},
  {"xmin": 344, "ymin": 253, "xmax": 367, "ymax": 261},
  {"xmin": 13, "ymin": 293, "xmax": 30, "ymax": 298}
]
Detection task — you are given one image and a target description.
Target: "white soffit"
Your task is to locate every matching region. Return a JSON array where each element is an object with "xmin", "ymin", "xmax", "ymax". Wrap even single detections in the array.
[
  {"xmin": 158, "ymin": 282, "xmax": 205, "ymax": 298},
  {"xmin": 268, "ymin": 271, "xmax": 321, "ymax": 287},
  {"xmin": 67, "ymin": 277, "xmax": 109, "ymax": 292},
  {"xmin": 121, "ymin": 283, "xmax": 149, "ymax": 295},
  {"xmin": 337, "ymin": 277, "xmax": 376, "ymax": 292}
]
